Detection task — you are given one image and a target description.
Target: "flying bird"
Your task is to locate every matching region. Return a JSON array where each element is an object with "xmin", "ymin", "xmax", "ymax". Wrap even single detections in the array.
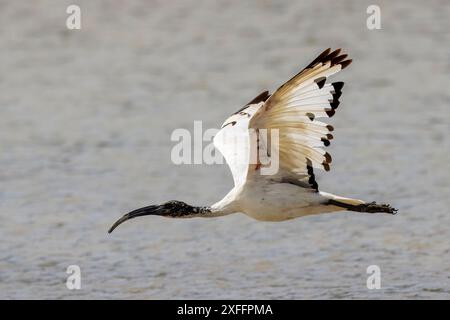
[{"xmin": 109, "ymin": 48, "xmax": 397, "ymax": 233}]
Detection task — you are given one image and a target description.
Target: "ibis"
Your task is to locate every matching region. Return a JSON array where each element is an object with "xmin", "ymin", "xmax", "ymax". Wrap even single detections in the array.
[{"xmin": 108, "ymin": 48, "xmax": 397, "ymax": 233}]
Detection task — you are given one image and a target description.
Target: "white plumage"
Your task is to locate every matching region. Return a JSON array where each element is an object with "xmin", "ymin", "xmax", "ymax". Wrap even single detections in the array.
[{"xmin": 108, "ymin": 48, "xmax": 396, "ymax": 234}]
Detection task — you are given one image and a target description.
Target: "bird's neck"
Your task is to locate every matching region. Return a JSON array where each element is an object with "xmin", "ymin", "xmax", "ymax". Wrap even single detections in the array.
[
  {"xmin": 168, "ymin": 204, "xmax": 233, "ymax": 218},
  {"xmin": 165, "ymin": 202, "xmax": 213, "ymax": 218},
  {"xmin": 165, "ymin": 189, "xmax": 239, "ymax": 218},
  {"xmin": 210, "ymin": 188, "xmax": 240, "ymax": 217},
  {"xmin": 169, "ymin": 205, "xmax": 233, "ymax": 218}
]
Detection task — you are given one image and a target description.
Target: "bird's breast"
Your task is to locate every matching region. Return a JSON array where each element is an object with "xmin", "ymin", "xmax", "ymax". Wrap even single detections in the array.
[{"xmin": 238, "ymin": 181, "xmax": 325, "ymax": 221}]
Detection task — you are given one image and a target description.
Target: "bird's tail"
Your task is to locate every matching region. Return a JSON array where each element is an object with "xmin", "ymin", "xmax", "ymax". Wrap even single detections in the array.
[{"xmin": 321, "ymin": 192, "xmax": 398, "ymax": 214}]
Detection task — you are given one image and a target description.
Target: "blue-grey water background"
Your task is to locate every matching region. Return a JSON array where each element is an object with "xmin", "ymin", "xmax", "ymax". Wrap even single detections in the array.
[{"xmin": 0, "ymin": 0, "xmax": 449, "ymax": 299}]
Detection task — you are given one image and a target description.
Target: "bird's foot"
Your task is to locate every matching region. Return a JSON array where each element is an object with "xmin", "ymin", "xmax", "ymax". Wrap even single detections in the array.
[{"xmin": 358, "ymin": 201, "xmax": 398, "ymax": 214}]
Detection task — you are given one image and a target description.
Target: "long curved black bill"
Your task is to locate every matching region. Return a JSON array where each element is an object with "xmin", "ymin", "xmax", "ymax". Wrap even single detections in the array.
[{"xmin": 108, "ymin": 205, "xmax": 162, "ymax": 234}]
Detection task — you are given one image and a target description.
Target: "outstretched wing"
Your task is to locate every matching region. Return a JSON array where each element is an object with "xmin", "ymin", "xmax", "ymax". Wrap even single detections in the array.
[
  {"xmin": 213, "ymin": 91, "xmax": 269, "ymax": 187},
  {"xmin": 248, "ymin": 48, "xmax": 352, "ymax": 190}
]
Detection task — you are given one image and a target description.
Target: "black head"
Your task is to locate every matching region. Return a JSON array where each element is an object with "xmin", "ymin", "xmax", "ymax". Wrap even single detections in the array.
[{"xmin": 108, "ymin": 200, "xmax": 205, "ymax": 233}]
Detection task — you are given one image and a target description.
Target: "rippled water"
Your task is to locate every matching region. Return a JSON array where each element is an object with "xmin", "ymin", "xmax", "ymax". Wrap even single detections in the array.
[{"xmin": 0, "ymin": 0, "xmax": 449, "ymax": 299}]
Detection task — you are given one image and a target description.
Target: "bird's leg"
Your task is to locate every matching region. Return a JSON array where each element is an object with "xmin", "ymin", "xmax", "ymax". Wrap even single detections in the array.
[
  {"xmin": 108, "ymin": 200, "xmax": 211, "ymax": 233},
  {"xmin": 327, "ymin": 199, "xmax": 398, "ymax": 214}
]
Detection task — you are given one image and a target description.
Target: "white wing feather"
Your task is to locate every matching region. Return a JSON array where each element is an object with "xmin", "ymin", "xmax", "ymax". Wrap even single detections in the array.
[
  {"xmin": 214, "ymin": 48, "xmax": 352, "ymax": 189},
  {"xmin": 247, "ymin": 48, "xmax": 351, "ymax": 189}
]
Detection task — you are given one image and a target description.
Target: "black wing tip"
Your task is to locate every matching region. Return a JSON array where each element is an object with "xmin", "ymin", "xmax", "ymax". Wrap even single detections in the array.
[
  {"xmin": 306, "ymin": 158, "xmax": 319, "ymax": 191},
  {"xmin": 306, "ymin": 48, "xmax": 332, "ymax": 68},
  {"xmin": 306, "ymin": 112, "xmax": 315, "ymax": 121},
  {"xmin": 327, "ymin": 48, "xmax": 342, "ymax": 61},
  {"xmin": 321, "ymin": 138, "xmax": 331, "ymax": 147},
  {"xmin": 331, "ymin": 54, "xmax": 348, "ymax": 65},
  {"xmin": 315, "ymin": 77, "xmax": 327, "ymax": 89},
  {"xmin": 246, "ymin": 90, "xmax": 270, "ymax": 105},
  {"xmin": 328, "ymin": 82, "xmax": 344, "ymax": 112},
  {"xmin": 330, "ymin": 100, "xmax": 340, "ymax": 110},
  {"xmin": 331, "ymin": 90, "xmax": 342, "ymax": 100},
  {"xmin": 233, "ymin": 90, "xmax": 270, "ymax": 115},
  {"xmin": 326, "ymin": 109, "xmax": 335, "ymax": 117},
  {"xmin": 340, "ymin": 59, "xmax": 352, "ymax": 69},
  {"xmin": 324, "ymin": 152, "xmax": 332, "ymax": 163},
  {"xmin": 307, "ymin": 48, "xmax": 351, "ymax": 70},
  {"xmin": 332, "ymin": 81, "xmax": 344, "ymax": 92}
]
